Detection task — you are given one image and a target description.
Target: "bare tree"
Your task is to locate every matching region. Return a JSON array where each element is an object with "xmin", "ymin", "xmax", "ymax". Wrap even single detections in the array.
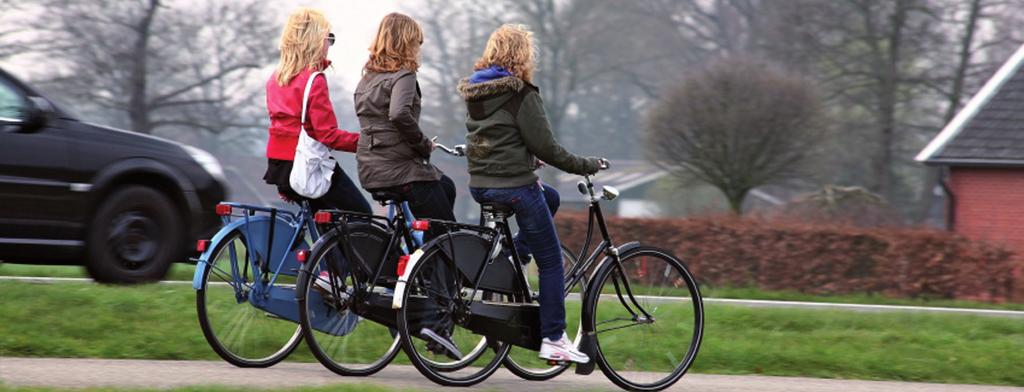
[
  {"xmin": 23, "ymin": 0, "xmax": 277, "ymax": 135},
  {"xmin": 646, "ymin": 58, "xmax": 824, "ymax": 215}
]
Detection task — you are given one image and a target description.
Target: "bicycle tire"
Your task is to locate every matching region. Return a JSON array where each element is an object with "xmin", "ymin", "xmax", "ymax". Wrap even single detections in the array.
[
  {"xmin": 298, "ymin": 224, "xmax": 402, "ymax": 376},
  {"xmin": 196, "ymin": 230, "xmax": 303, "ymax": 367},
  {"xmin": 585, "ymin": 246, "xmax": 704, "ymax": 391},
  {"xmin": 396, "ymin": 237, "xmax": 510, "ymax": 387}
]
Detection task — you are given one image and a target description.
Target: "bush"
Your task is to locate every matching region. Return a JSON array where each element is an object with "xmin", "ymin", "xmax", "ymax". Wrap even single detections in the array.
[{"xmin": 555, "ymin": 213, "xmax": 1019, "ymax": 302}]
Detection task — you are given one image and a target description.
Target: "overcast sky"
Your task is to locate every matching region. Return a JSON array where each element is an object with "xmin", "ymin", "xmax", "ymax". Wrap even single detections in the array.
[
  {"xmin": 0, "ymin": 1, "xmax": 412, "ymax": 93},
  {"xmin": 292, "ymin": 0, "xmax": 406, "ymax": 90}
]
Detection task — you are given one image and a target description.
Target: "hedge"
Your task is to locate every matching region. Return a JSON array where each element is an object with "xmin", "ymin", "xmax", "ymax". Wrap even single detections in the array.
[{"xmin": 555, "ymin": 212, "xmax": 1020, "ymax": 302}]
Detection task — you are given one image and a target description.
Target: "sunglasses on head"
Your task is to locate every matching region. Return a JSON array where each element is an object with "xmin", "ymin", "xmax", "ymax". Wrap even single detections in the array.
[{"xmin": 327, "ymin": 33, "xmax": 335, "ymax": 46}]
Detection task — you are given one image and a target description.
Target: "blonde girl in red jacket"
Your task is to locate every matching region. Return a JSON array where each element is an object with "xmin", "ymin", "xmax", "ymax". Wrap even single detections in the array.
[{"xmin": 263, "ymin": 7, "xmax": 370, "ymax": 214}]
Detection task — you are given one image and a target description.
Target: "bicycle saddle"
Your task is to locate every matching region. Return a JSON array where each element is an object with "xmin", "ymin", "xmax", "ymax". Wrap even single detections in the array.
[
  {"xmin": 371, "ymin": 190, "xmax": 409, "ymax": 203},
  {"xmin": 479, "ymin": 202, "xmax": 514, "ymax": 215}
]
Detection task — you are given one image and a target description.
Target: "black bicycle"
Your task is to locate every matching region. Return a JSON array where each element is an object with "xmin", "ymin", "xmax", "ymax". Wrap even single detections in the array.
[
  {"xmin": 393, "ymin": 161, "xmax": 705, "ymax": 390},
  {"xmin": 295, "ymin": 145, "xmax": 492, "ymax": 376}
]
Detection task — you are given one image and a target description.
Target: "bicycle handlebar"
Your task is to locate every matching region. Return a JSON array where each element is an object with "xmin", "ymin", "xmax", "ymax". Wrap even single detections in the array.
[{"xmin": 432, "ymin": 137, "xmax": 466, "ymax": 157}]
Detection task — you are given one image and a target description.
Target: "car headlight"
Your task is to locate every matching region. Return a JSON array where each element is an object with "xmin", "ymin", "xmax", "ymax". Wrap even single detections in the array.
[{"xmin": 182, "ymin": 145, "xmax": 225, "ymax": 182}]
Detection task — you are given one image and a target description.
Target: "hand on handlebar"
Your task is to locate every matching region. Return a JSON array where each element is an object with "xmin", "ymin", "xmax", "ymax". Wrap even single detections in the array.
[{"xmin": 598, "ymin": 158, "xmax": 610, "ymax": 170}]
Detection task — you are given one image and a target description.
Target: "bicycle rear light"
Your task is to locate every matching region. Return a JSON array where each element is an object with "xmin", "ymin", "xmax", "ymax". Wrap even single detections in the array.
[
  {"xmin": 296, "ymin": 249, "xmax": 309, "ymax": 263},
  {"xmin": 215, "ymin": 203, "xmax": 232, "ymax": 216},
  {"xmin": 314, "ymin": 211, "xmax": 332, "ymax": 224},
  {"xmin": 195, "ymin": 239, "xmax": 210, "ymax": 252},
  {"xmin": 397, "ymin": 254, "xmax": 410, "ymax": 276},
  {"xmin": 411, "ymin": 220, "xmax": 430, "ymax": 231}
]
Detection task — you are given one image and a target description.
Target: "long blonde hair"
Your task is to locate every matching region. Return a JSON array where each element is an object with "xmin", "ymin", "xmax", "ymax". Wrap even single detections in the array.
[
  {"xmin": 474, "ymin": 24, "xmax": 535, "ymax": 83},
  {"xmin": 275, "ymin": 7, "xmax": 331, "ymax": 86},
  {"xmin": 364, "ymin": 13, "xmax": 423, "ymax": 73}
]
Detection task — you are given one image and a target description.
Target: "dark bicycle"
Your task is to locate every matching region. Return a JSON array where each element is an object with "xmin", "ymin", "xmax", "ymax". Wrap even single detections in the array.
[
  {"xmin": 295, "ymin": 143, "xmax": 492, "ymax": 376},
  {"xmin": 393, "ymin": 161, "xmax": 705, "ymax": 390}
]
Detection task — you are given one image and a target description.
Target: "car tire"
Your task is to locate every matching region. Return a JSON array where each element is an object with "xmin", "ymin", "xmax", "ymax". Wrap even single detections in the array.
[{"xmin": 86, "ymin": 186, "xmax": 182, "ymax": 284}]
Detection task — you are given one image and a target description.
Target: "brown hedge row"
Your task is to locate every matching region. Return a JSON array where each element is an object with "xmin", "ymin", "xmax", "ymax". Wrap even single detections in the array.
[{"xmin": 555, "ymin": 212, "xmax": 1020, "ymax": 302}]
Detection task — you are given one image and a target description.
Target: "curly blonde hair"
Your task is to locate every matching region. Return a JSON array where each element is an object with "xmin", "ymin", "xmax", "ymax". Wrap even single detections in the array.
[
  {"xmin": 364, "ymin": 13, "xmax": 423, "ymax": 73},
  {"xmin": 474, "ymin": 24, "xmax": 535, "ymax": 83},
  {"xmin": 275, "ymin": 7, "xmax": 331, "ymax": 86}
]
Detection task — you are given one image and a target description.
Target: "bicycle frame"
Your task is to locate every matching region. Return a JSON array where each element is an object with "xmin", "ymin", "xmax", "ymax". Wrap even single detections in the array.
[{"xmin": 192, "ymin": 202, "xmax": 319, "ymax": 323}]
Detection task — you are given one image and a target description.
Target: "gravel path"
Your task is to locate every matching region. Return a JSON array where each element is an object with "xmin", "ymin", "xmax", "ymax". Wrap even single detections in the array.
[{"xmin": 1, "ymin": 357, "xmax": 1021, "ymax": 391}]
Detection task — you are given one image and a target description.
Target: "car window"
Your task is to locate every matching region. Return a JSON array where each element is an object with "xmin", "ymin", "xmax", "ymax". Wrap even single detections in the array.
[{"xmin": 0, "ymin": 80, "xmax": 26, "ymax": 122}]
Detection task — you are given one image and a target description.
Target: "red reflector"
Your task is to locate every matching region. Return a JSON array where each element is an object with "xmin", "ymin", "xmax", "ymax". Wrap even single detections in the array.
[
  {"xmin": 411, "ymin": 220, "xmax": 430, "ymax": 231},
  {"xmin": 196, "ymin": 240, "xmax": 211, "ymax": 253},
  {"xmin": 397, "ymin": 254, "xmax": 410, "ymax": 276},
  {"xmin": 314, "ymin": 211, "xmax": 332, "ymax": 224},
  {"xmin": 296, "ymin": 249, "xmax": 309, "ymax": 263},
  {"xmin": 215, "ymin": 204, "xmax": 232, "ymax": 216}
]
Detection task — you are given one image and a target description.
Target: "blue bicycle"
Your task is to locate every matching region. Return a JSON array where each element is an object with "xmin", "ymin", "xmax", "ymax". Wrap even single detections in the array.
[{"xmin": 193, "ymin": 201, "xmax": 318, "ymax": 367}]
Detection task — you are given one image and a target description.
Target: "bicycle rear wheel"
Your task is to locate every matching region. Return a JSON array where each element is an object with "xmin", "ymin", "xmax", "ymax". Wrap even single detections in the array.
[
  {"xmin": 396, "ymin": 241, "xmax": 510, "ymax": 387},
  {"xmin": 298, "ymin": 225, "xmax": 401, "ymax": 376},
  {"xmin": 196, "ymin": 230, "xmax": 303, "ymax": 367},
  {"xmin": 502, "ymin": 244, "xmax": 580, "ymax": 381},
  {"xmin": 586, "ymin": 246, "xmax": 703, "ymax": 391}
]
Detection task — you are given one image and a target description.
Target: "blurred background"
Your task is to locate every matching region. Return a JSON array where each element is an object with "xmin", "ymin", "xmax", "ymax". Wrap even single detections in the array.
[{"xmin": 3, "ymin": 0, "xmax": 1023, "ymax": 223}]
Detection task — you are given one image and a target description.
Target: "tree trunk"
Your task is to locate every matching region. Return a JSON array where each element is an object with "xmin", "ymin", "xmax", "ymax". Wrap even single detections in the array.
[{"xmin": 128, "ymin": 0, "xmax": 159, "ymax": 134}]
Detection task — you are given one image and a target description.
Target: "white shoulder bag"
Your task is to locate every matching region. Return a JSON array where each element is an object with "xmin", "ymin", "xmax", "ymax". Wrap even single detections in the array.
[{"xmin": 289, "ymin": 71, "xmax": 335, "ymax": 199}]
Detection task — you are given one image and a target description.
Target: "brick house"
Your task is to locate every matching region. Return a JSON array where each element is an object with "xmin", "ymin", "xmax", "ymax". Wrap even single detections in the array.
[{"xmin": 916, "ymin": 44, "xmax": 1024, "ymax": 299}]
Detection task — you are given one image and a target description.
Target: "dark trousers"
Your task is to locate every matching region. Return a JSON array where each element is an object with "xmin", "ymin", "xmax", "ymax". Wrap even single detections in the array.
[
  {"xmin": 470, "ymin": 181, "xmax": 566, "ymax": 341},
  {"xmin": 374, "ymin": 175, "xmax": 457, "ymax": 242},
  {"xmin": 277, "ymin": 164, "xmax": 372, "ymax": 214}
]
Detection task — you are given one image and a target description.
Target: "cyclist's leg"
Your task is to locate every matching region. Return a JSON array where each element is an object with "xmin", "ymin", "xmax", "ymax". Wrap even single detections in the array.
[
  {"xmin": 511, "ymin": 182, "xmax": 560, "ymax": 262},
  {"xmin": 402, "ymin": 178, "xmax": 462, "ymax": 358},
  {"xmin": 313, "ymin": 164, "xmax": 372, "ymax": 214}
]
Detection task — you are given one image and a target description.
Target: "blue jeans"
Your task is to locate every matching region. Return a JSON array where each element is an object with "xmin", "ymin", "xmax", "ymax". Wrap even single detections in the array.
[{"xmin": 470, "ymin": 182, "xmax": 565, "ymax": 341}]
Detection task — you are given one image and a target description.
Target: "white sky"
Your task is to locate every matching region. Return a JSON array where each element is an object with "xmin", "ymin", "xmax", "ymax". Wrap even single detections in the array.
[
  {"xmin": 301, "ymin": 0, "xmax": 406, "ymax": 90},
  {"xmin": 0, "ymin": 1, "xmax": 411, "ymax": 94}
]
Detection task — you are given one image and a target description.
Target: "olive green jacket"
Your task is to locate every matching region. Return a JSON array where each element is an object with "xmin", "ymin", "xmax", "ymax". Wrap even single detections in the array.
[{"xmin": 456, "ymin": 76, "xmax": 600, "ymax": 188}]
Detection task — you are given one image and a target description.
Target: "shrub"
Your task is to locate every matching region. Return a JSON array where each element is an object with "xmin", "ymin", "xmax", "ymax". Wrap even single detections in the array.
[{"xmin": 555, "ymin": 213, "xmax": 1019, "ymax": 302}]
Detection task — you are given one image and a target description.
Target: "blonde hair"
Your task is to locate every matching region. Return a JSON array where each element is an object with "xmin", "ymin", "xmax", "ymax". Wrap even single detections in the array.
[
  {"xmin": 275, "ymin": 7, "xmax": 331, "ymax": 86},
  {"xmin": 474, "ymin": 24, "xmax": 535, "ymax": 83},
  {"xmin": 364, "ymin": 13, "xmax": 423, "ymax": 73}
]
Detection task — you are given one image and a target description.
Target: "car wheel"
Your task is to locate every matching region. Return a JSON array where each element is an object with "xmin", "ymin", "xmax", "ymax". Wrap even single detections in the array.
[{"xmin": 86, "ymin": 186, "xmax": 182, "ymax": 283}]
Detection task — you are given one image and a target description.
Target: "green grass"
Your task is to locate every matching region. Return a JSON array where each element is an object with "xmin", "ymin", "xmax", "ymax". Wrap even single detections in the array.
[
  {"xmin": 1, "ymin": 281, "xmax": 1022, "ymax": 386},
  {"xmin": 0, "ymin": 263, "xmax": 196, "ymax": 281},
  {"xmin": 6, "ymin": 262, "xmax": 1023, "ymax": 312}
]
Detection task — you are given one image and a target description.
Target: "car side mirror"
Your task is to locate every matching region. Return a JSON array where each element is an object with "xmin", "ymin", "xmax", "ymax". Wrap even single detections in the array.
[{"xmin": 18, "ymin": 97, "xmax": 51, "ymax": 133}]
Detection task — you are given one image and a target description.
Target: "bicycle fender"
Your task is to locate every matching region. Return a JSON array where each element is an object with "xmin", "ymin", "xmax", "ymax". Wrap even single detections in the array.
[
  {"xmin": 392, "ymin": 248, "xmax": 425, "ymax": 309},
  {"xmin": 579, "ymin": 241, "xmax": 641, "ymax": 329},
  {"xmin": 191, "ymin": 216, "xmax": 273, "ymax": 290}
]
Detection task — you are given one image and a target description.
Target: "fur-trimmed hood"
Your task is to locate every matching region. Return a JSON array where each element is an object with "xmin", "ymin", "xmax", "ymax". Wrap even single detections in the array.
[{"xmin": 457, "ymin": 76, "xmax": 525, "ymax": 101}]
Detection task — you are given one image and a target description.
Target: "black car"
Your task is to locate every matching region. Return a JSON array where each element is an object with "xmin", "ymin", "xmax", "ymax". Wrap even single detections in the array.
[{"xmin": 0, "ymin": 67, "xmax": 226, "ymax": 283}]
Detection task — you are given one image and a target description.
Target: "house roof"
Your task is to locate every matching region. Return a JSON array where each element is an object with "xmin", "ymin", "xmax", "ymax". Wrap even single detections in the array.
[{"xmin": 917, "ymin": 44, "xmax": 1024, "ymax": 167}]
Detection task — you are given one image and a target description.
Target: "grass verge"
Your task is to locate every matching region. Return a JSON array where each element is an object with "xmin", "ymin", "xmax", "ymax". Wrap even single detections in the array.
[{"xmin": 0, "ymin": 281, "xmax": 1021, "ymax": 386}]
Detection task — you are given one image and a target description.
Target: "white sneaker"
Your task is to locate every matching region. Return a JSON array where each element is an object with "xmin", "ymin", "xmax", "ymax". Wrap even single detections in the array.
[{"xmin": 539, "ymin": 332, "xmax": 589, "ymax": 363}]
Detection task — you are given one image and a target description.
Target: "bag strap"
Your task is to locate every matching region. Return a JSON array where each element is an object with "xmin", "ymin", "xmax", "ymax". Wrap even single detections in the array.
[{"xmin": 300, "ymin": 71, "xmax": 323, "ymax": 132}]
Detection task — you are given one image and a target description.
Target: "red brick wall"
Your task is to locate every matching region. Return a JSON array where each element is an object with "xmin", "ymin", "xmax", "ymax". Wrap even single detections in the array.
[{"xmin": 950, "ymin": 167, "xmax": 1024, "ymax": 300}]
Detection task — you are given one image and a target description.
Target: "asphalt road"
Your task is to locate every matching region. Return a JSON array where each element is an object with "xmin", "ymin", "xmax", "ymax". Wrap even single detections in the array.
[{"xmin": 1, "ymin": 357, "xmax": 1021, "ymax": 392}]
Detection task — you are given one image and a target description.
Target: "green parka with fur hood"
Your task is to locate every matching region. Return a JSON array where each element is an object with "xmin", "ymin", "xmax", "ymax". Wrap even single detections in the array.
[{"xmin": 456, "ymin": 75, "xmax": 601, "ymax": 188}]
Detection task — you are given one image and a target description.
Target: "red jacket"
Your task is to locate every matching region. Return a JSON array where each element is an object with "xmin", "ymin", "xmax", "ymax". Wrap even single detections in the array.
[{"xmin": 265, "ymin": 63, "xmax": 359, "ymax": 160}]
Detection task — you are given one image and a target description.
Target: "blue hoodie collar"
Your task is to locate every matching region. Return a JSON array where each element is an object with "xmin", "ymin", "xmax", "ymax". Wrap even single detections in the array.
[{"xmin": 469, "ymin": 65, "xmax": 513, "ymax": 84}]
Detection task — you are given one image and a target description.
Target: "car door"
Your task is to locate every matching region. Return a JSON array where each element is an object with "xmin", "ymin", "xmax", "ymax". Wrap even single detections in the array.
[{"xmin": 0, "ymin": 75, "xmax": 79, "ymax": 246}]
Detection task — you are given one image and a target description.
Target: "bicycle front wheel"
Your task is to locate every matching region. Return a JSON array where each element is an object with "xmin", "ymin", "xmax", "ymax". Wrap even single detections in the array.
[
  {"xmin": 587, "ymin": 246, "xmax": 704, "ymax": 391},
  {"xmin": 196, "ymin": 230, "xmax": 303, "ymax": 367},
  {"xmin": 298, "ymin": 225, "xmax": 401, "ymax": 376}
]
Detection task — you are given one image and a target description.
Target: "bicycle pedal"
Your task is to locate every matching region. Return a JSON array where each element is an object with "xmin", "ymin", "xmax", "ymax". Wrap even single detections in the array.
[{"xmin": 546, "ymin": 359, "xmax": 568, "ymax": 366}]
